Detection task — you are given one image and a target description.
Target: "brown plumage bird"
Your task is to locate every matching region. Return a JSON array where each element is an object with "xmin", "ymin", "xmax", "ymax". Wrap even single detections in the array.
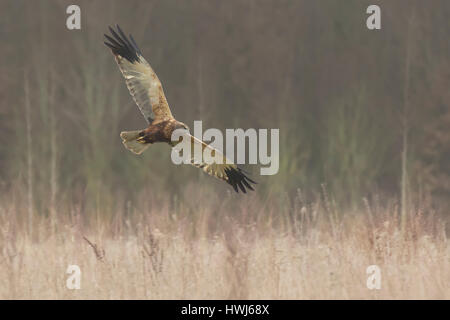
[{"xmin": 104, "ymin": 25, "xmax": 255, "ymax": 193}]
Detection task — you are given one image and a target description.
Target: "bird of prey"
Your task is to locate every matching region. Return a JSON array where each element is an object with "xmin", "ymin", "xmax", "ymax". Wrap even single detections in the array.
[{"xmin": 104, "ymin": 25, "xmax": 255, "ymax": 193}]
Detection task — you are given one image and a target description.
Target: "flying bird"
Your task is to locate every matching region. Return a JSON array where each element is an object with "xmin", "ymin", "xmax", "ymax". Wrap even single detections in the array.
[{"xmin": 104, "ymin": 25, "xmax": 255, "ymax": 193}]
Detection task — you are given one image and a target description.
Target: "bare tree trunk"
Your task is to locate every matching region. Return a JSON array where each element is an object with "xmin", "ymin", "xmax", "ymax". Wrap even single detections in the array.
[
  {"xmin": 24, "ymin": 73, "xmax": 33, "ymax": 238},
  {"xmin": 49, "ymin": 71, "xmax": 58, "ymax": 236},
  {"xmin": 401, "ymin": 6, "xmax": 416, "ymax": 233},
  {"xmin": 197, "ymin": 54, "xmax": 205, "ymax": 180}
]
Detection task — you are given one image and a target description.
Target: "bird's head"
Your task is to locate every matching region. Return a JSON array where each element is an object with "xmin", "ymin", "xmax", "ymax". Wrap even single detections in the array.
[{"xmin": 176, "ymin": 122, "xmax": 190, "ymax": 131}]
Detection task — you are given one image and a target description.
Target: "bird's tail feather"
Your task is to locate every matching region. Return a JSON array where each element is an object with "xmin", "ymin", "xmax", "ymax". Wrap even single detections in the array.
[{"xmin": 120, "ymin": 130, "xmax": 150, "ymax": 154}]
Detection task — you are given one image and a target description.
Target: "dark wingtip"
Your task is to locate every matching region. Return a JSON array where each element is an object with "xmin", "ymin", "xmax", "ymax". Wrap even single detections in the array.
[
  {"xmin": 104, "ymin": 41, "xmax": 113, "ymax": 49},
  {"xmin": 225, "ymin": 167, "xmax": 256, "ymax": 194},
  {"xmin": 104, "ymin": 25, "xmax": 141, "ymax": 63}
]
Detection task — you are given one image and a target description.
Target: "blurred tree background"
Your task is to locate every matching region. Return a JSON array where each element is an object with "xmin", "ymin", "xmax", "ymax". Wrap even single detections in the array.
[{"xmin": 0, "ymin": 0, "xmax": 449, "ymax": 217}]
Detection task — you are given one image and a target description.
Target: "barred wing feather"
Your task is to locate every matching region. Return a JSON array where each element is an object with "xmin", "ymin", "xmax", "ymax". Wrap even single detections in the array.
[
  {"xmin": 104, "ymin": 25, "xmax": 173, "ymax": 124},
  {"xmin": 184, "ymin": 134, "xmax": 256, "ymax": 193}
]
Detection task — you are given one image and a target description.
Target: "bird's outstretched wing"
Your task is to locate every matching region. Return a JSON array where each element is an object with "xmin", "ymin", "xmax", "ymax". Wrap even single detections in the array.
[
  {"xmin": 180, "ymin": 133, "xmax": 256, "ymax": 193},
  {"xmin": 104, "ymin": 25, "xmax": 173, "ymax": 124}
]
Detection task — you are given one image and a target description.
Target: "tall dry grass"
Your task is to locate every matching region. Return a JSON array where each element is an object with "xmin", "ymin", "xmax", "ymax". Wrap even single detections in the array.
[{"xmin": 0, "ymin": 186, "xmax": 448, "ymax": 299}]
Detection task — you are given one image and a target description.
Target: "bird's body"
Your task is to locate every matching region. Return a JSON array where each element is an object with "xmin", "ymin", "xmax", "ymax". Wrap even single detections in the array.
[
  {"xmin": 138, "ymin": 119, "xmax": 184, "ymax": 145},
  {"xmin": 104, "ymin": 25, "xmax": 255, "ymax": 193}
]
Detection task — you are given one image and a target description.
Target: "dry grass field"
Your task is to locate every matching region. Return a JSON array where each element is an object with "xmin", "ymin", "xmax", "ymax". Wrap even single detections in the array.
[
  {"xmin": 1, "ymin": 0, "xmax": 449, "ymax": 302},
  {"xmin": 1, "ymin": 188, "xmax": 448, "ymax": 300}
]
